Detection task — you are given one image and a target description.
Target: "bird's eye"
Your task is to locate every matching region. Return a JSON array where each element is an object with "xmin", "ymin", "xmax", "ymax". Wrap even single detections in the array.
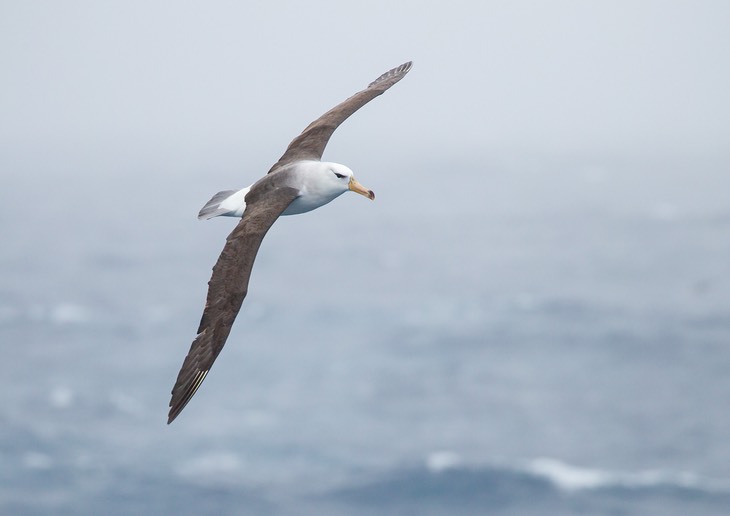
[{"xmin": 333, "ymin": 171, "xmax": 346, "ymax": 179}]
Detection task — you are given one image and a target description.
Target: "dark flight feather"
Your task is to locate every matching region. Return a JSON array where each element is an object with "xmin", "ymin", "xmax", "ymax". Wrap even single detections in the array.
[
  {"xmin": 267, "ymin": 61, "xmax": 412, "ymax": 173},
  {"xmin": 168, "ymin": 187, "xmax": 299, "ymax": 423}
]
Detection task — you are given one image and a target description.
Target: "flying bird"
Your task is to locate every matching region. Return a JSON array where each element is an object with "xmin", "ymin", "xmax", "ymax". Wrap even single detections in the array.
[{"xmin": 168, "ymin": 61, "xmax": 413, "ymax": 424}]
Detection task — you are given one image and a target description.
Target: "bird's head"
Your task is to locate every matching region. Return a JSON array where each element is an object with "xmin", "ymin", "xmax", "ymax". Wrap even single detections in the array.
[{"xmin": 327, "ymin": 163, "xmax": 375, "ymax": 201}]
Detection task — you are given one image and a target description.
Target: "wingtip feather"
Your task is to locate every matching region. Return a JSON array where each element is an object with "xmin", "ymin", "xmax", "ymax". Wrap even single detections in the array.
[
  {"xmin": 367, "ymin": 60, "xmax": 413, "ymax": 89},
  {"xmin": 168, "ymin": 369, "xmax": 210, "ymax": 424}
]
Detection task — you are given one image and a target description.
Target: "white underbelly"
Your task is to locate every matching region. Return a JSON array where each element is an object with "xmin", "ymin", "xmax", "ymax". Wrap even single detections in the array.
[{"xmin": 281, "ymin": 189, "xmax": 344, "ymax": 216}]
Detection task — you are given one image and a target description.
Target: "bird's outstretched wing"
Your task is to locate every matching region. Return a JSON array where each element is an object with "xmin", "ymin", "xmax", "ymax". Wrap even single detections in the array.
[
  {"xmin": 267, "ymin": 61, "xmax": 412, "ymax": 173},
  {"xmin": 168, "ymin": 186, "xmax": 300, "ymax": 424}
]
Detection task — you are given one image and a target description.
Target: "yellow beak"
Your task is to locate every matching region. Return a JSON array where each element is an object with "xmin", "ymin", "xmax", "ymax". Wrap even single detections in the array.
[{"xmin": 348, "ymin": 176, "xmax": 375, "ymax": 200}]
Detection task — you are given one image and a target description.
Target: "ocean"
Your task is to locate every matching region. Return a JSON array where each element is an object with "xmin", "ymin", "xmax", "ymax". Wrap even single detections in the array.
[{"xmin": 2, "ymin": 149, "xmax": 729, "ymax": 515}]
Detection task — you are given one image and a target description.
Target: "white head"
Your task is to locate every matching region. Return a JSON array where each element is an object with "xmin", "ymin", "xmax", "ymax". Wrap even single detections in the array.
[
  {"xmin": 322, "ymin": 163, "xmax": 375, "ymax": 200},
  {"xmin": 283, "ymin": 161, "xmax": 375, "ymax": 216}
]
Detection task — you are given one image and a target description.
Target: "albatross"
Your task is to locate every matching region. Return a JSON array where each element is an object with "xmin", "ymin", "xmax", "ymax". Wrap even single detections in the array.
[{"xmin": 168, "ymin": 61, "xmax": 413, "ymax": 424}]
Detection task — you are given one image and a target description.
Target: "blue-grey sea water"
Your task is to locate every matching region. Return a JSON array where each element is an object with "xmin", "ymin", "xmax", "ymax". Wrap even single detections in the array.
[{"xmin": 2, "ymin": 149, "xmax": 730, "ymax": 515}]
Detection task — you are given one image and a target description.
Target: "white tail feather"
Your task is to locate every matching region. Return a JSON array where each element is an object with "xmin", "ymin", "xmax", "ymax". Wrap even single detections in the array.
[{"xmin": 197, "ymin": 188, "xmax": 249, "ymax": 220}]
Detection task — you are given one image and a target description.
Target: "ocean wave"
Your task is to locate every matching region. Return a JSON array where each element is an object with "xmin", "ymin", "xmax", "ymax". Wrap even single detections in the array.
[
  {"xmin": 0, "ymin": 302, "xmax": 91, "ymax": 326},
  {"xmin": 422, "ymin": 453, "xmax": 730, "ymax": 495},
  {"xmin": 524, "ymin": 457, "xmax": 730, "ymax": 494},
  {"xmin": 327, "ymin": 455, "xmax": 730, "ymax": 515}
]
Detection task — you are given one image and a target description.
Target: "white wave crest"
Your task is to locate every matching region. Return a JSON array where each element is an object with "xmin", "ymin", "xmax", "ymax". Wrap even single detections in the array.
[{"xmin": 525, "ymin": 457, "xmax": 730, "ymax": 494}]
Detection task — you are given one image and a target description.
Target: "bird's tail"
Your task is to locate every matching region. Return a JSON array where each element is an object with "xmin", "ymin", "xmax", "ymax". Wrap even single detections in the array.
[{"xmin": 197, "ymin": 188, "xmax": 248, "ymax": 220}]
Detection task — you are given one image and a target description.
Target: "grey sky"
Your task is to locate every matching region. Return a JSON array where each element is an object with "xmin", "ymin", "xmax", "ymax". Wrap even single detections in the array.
[{"xmin": 2, "ymin": 0, "xmax": 729, "ymax": 171}]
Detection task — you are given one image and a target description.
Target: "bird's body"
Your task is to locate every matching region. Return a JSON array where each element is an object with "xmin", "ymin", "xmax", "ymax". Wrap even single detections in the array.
[
  {"xmin": 198, "ymin": 161, "xmax": 365, "ymax": 220},
  {"xmin": 168, "ymin": 61, "xmax": 412, "ymax": 424}
]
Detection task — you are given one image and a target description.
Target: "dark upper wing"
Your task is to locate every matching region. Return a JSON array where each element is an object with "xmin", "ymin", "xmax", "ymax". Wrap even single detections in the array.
[
  {"xmin": 267, "ymin": 61, "xmax": 412, "ymax": 173},
  {"xmin": 167, "ymin": 186, "xmax": 300, "ymax": 424}
]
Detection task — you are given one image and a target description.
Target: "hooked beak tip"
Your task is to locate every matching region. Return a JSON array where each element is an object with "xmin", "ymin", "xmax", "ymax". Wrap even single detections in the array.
[{"xmin": 349, "ymin": 177, "xmax": 375, "ymax": 201}]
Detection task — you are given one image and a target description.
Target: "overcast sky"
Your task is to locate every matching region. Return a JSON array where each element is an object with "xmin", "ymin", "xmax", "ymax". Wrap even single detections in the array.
[{"xmin": 2, "ymin": 0, "xmax": 729, "ymax": 177}]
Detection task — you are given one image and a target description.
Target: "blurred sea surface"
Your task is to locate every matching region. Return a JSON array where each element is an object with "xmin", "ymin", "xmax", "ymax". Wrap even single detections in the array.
[{"xmin": 2, "ymin": 150, "xmax": 729, "ymax": 515}]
